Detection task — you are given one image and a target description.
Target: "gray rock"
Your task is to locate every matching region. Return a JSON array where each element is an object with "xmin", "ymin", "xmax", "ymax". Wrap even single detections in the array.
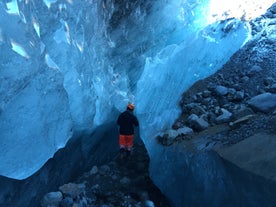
[
  {"xmin": 176, "ymin": 127, "xmax": 193, "ymax": 135},
  {"xmin": 248, "ymin": 93, "xmax": 276, "ymax": 113},
  {"xmin": 263, "ymin": 77, "xmax": 275, "ymax": 86},
  {"xmin": 165, "ymin": 127, "xmax": 193, "ymax": 138},
  {"xmin": 60, "ymin": 197, "xmax": 74, "ymax": 207},
  {"xmin": 59, "ymin": 183, "xmax": 86, "ymax": 199},
  {"xmin": 215, "ymin": 108, "xmax": 233, "ymax": 124},
  {"xmin": 229, "ymin": 90, "xmax": 245, "ymax": 102},
  {"xmin": 208, "ymin": 112, "xmax": 217, "ymax": 125},
  {"xmin": 165, "ymin": 130, "xmax": 178, "ymax": 138},
  {"xmin": 235, "ymin": 90, "xmax": 245, "ymax": 101},
  {"xmin": 157, "ymin": 134, "xmax": 174, "ymax": 146},
  {"xmin": 215, "ymin": 85, "xmax": 228, "ymax": 96},
  {"xmin": 41, "ymin": 191, "xmax": 63, "ymax": 207},
  {"xmin": 233, "ymin": 84, "xmax": 242, "ymax": 91},
  {"xmin": 91, "ymin": 184, "xmax": 100, "ymax": 192},
  {"xmin": 202, "ymin": 90, "xmax": 211, "ymax": 98},
  {"xmin": 241, "ymin": 76, "xmax": 249, "ymax": 82},
  {"xmin": 190, "ymin": 104, "xmax": 206, "ymax": 116},
  {"xmin": 228, "ymin": 88, "xmax": 236, "ymax": 95},
  {"xmin": 187, "ymin": 114, "xmax": 209, "ymax": 131},
  {"xmin": 99, "ymin": 165, "xmax": 111, "ymax": 175},
  {"xmin": 90, "ymin": 166, "xmax": 98, "ymax": 175},
  {"xmin": 247, "ymin": 65, "xmax": 263, "ymax": 76},
  {"xmin": 266, "ymin": 83, "xmax": 276, "ymax": 93},
  {"xmin": 120, "ymin": 177, "xmax": 131, "ymax": 185}
]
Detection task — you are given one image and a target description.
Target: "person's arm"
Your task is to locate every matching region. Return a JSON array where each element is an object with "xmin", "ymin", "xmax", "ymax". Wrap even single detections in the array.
[{"xmin": 133, "ymin": 116, "xmax": 139, "ymax": 126}]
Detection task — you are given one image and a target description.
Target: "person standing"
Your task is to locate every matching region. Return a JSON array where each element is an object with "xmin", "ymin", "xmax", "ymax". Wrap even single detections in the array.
[{"xmin": 117, "ymin": 103, "xmax": 139, "ymax": 158}]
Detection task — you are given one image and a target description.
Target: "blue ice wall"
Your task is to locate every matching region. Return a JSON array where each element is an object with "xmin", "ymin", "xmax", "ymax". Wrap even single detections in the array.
[{"xmin": 1, "ymin": 0, "xmax": 273, "ymax": 179}]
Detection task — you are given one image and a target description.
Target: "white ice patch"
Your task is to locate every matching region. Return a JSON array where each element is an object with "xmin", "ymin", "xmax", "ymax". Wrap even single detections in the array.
[
  {"xmin": 10, "ymin": 39, "xmax": 29, "ymax": 59},
  {"xmin": 43, "ymin": 0, "xmax": 58, "ymax": 9},
  {"xmin": 33, "ymin": 18, "xmax": 40, "ymax": 37},
  {"xmin": 6, "ymin": 0, "xmax": 19, "ymax": 15},
  {"xmin": 45, "ymin": 54, "xmax": 59, "ymax": 69},
  {"xmin": 59, "ymin": 3, "xmax": 67, "ymax": 12}
]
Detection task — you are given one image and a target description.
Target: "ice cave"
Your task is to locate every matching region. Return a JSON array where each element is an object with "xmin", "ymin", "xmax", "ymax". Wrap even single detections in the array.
[{"xmin": 0, "ymin": 0, "xmax": 276, "ymax": 206}]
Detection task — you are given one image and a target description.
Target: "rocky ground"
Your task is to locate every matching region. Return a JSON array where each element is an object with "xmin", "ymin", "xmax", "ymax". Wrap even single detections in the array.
[
  {"xmin": 158, "ymin": 4, "xmax": 276, "ymax": 182},
  {"xmin": 40, "ymin": 138, "xmax": 171, "ymax": 207},
  {"xmin": 40, "ymin": 4, "xmax": 276, "ymax": 207}
]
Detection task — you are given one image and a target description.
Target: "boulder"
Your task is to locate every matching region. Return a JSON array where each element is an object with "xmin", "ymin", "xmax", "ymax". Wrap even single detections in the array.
[
  {"xmin": 247, "ymin": 93, "xmax": 276, "ymax": 113},
  {"xmin": 90, "ymin": 166, "xmax": 98, "ymax": 175},
  {"xmin": 216, "ymin": 133, "xmax": 276, "ymax": 181},
  {"xmin": 187, "ymin": 114, "xmax": 209, "ymax": 131},
  {"xmin": 41, "ymin": 191, "xmax": 63, "ymax": 207},
  {"xmin": 176, "ymin": 127, "xmax": 194, "ymax": 135},
  {"xmin": 158, "ymin": 127, "xmax": 193, "ymax": 146},
  {"xmin": 60, "ymin": 197, "xmax": 74, "ymax": 207},
  {"xmin": 59, "ymin": 183, "xmax": 85, "ymax": 199},
  {"xmin": 215, "ymin": 85, "xmax": 228, "ymax": 96},
  {"xmin": 156, "ymin": 134, "xmax": 174, "ymax": 146},
  {"xmin": 215, "ymin": 108, "xmax": 233, "ymax": 124},
  {"xmin": 263, "ymin": 77, "xmax": 274, "ymax": 86},
  {"xmin": 266, "ymin": 83, "xmax": 276, "ymax": 93},
  {"xmin": 165, "ymin": 127, "xmax": 193, "ymax": 138},
  {"xmin": 190, "ymin": 104, "xmax": 206, "ymax": 116},
  {"xmin": 235, "ymin": 90, "xmax": 245, "ymax": 100}
]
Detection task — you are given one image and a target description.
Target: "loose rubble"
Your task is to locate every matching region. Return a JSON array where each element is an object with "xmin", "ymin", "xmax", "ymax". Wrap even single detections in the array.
[
  {"xmin": 157, "ymin": 3, "xmax": 276, "ymax": 146},
  {"xmin": 41, "ymin": 141, "xmax": 170, "ymax": 207},
  {"xmin": 41, "ymin": 3, "xmax": 276, "ymax": 206}
]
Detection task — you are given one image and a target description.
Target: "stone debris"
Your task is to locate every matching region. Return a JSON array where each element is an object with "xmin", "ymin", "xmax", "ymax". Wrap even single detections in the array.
[
  {"xmin": 41, "ymin": 191, "xmax": 63, "ymax": 207},
  {"xmin": 41, "ymin": 142, "xmax": 169, "ymax": 207},
  {"xmin": 59, "ymin": 183, "xmax": 86, "ymax": 199},
  {"xmin": 247, "ymin": 92, "xmax": 276, "ymax": 113},
  {"xmin": 158, "ymin": 11, "xmax": 276, "ymax": 146}
]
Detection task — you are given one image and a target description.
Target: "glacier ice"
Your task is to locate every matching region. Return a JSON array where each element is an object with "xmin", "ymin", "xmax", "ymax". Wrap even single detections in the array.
[
  {"xmin": 0, "ymin": 0, "xmax": 275, "ymax": 179},
  {"xmin": 0, "ymin": 4, "xmax": 73, "ymax": 179},
  {"xmin": 136, "ymin": 19, "xmax": 249, "ymax": 154}
]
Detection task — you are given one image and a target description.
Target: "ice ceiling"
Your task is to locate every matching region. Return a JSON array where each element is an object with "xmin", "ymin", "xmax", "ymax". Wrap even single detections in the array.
[{"xmin": 0, "ymin": 0, "xmax": 275, "ymax": 179}]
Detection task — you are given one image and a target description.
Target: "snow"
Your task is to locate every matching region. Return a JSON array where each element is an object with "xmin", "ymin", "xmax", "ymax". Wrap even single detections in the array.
[{"xmin": 0, "ymin": 0, "xmax": 275, "ymax": 179}]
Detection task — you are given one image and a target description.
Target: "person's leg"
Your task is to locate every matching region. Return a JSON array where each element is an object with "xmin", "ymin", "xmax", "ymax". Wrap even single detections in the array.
[
  {"xmin": 119, "ymin": 135, "xmax": 127, "ymax": 159},
  {"xmin": 124, "ymin": 135, "xmax": 134, "ymax": 157}
]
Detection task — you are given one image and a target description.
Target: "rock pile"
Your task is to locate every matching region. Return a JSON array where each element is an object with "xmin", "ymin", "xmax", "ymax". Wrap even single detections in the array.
[
  {"xmin": 157, "ymin": 7, "xmax": 276, "ymax": 146},
  {"xmin": 41, "ymin": 141, "xmax": 170, "ymax": 207}
]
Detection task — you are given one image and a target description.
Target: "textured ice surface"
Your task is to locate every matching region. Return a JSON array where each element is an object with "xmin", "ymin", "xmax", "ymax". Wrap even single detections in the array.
[{"xmin": 0, "ymin": 0, "xmax": 274, "ymax": 179}]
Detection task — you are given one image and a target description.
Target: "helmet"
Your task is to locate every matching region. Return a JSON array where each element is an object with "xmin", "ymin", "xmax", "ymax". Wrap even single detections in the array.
[{"xmin": 127, "ymin": 103, "xmax": 135, "ymax": 110}]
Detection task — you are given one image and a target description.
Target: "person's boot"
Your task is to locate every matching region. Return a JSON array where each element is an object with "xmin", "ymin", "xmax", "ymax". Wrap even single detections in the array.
[
  {"xmin": 119, "ymin": 148, "xmax": 126, "ymax": 160},
  {"xmin": 126, "ymin": 150, "xmax": 131, "ymax": 159}
]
